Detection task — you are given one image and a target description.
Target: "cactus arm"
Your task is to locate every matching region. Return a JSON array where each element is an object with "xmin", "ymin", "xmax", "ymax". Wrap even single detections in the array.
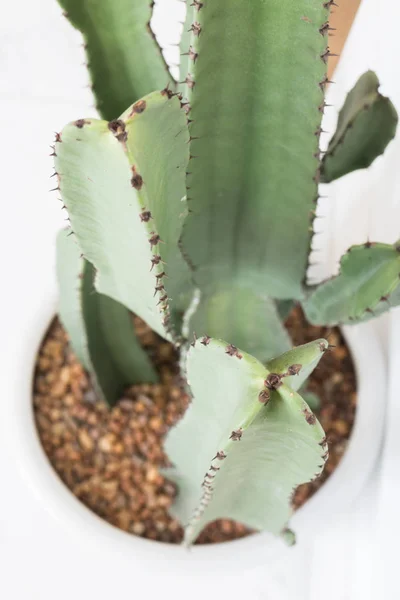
[
  {"xmin": 55, "ymin": 92, "xmax": 192, "ymax": 341},
  {"xmin": 56, "ymin": 229, "xmax": 91, "ymax": 370},
  {"xmin": 321, "ymin": 71, "xmax": 398, "ymax": 183},
  {"xmin": 165, "ymin": 338, "xmax": 328, "ymax": 545},
  {"xmin": 58, "ymin": 0, "xmax": 173, "ymax": 120},
  {"xmin": 56, "ymin": 230, "xmax": 157, "ymax": 407},
  {"xmin": 180, "ymin": 0, "xmax": 330, "ymax": 300},
  {"xmin": 266, "ymin": 340, "xmax": 328, "ymax": 391},
  {"xmin": 302, "ymin": 242, "xmax": 400, "ymax": 325},
  {"xmin": 187, "ymin": 287, "xmax": 291, "ymax": 362}
]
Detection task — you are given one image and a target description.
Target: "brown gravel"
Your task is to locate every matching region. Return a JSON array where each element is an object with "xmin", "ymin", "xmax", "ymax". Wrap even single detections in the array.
[{"xmin": 33, "ymin": 306, "xmax": 356, "ymax": 544}]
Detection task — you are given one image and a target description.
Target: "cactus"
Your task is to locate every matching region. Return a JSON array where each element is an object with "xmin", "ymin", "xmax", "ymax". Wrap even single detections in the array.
[
  {"xmin": 54, "ymin": 91, "xmax": 192, "ymax": 341},
  {"xmin": 56, "ymin": 230, "xmax": 157, "ymax": 406},
  {"xmin": 321, "ymin": 71, "xmax": 398, "ymax": 183},
  {"xmin": 165, "ymin": 338, "xmax": 328, "ymax": 545},
  {"xmin": 53, "ymin": 0, "xmax": 398, "ymax": 544},
  {"xmin": 303, "ymin": 241, "xmax": 400, "ymax": 325},
  {"xmin": 58, "ymin": 0, "xmax": 174, "ymax": 119}
]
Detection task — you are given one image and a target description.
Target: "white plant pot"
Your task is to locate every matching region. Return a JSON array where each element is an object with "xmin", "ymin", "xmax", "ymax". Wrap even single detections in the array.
[{"xmin": 8, "ymin": 291, "xmax": 385, "ymax": 578}]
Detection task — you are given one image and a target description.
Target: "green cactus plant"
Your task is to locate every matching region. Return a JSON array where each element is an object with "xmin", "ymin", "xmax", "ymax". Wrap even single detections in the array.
[{"xmin": 53, "ymin": 0, "xmax": 398, "ymax": 544}]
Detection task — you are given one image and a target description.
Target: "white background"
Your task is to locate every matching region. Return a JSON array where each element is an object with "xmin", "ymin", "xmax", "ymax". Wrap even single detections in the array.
[{"xmin": 1, "ymin": 0, "xmax": 400, "ymax": 597}]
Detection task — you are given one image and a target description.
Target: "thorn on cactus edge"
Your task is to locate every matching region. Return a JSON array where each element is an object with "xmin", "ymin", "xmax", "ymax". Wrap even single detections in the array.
[
  {"xmin": 210, "ymin": 465, "xmax": 220, "ymax": 472},
  {"xmin": 212, "ymin": 451, "xmax": 227, "ymax": 461},
  {"xmin": 149, "ymin": 233, "xmax": 161, "ymax": 247},
  {"xmin": 286, "ymin": 364, "xmax": 302, "ymax": 376},
  {"xmin": 190, "ymin": 333, "xmax": 197, "ymax": 347},
  {"xmin": 189, "ymin": 22, "xmax": 202, "ymax": 36},
  {"xmin": 182, "ymin": 74, "xmax": 195, "ymax": 89},
  {"xmin": 181, "ymin": 102, "xmax": 191, "ymax": 114},
  {"xmin": 190, "ymin": 0, "xmax": 203, "ymax": 11},
  {"xmin": 230, "ymin": 428, "xmax": 243, "ymax": 442},
  {"xmin": 319, "ymin": 436, "xmax": 328, "ymax": 447},
  {"xmin": 319, "ymin": 76, "xmax": 334, "ymax": 90},
  {"xmin": 182, "ymin": 46, "xmax": 199, "ymax": 62},
  {"xmin": 225, "ymin": 344, "xmax": 243, "ymax": 359},
  {"xmin": 154, "ymin": 284, "xmax": 165, "ymax": 297},
  {"xmin": 303, "ymin": 408, "xmax": 316, "ymax": 425},
  {"xmin": 161, "ymin": 85, "xmax": 174, "ymax": 100},
  {"xmin": 319, "ymin": 341, "xmax": 328, "ymax": 353},
  {"xmin": 258, "ymin": 389, "xmax": 270, "ymax": 404},
  {"xmin": 131, "ymin": 169, "xmax": 143, "ymax": 190},
  {"xmin": 49, "ymin": 145, "xmax": 57, "ymax": 157},
  {"xmin": 129, "ymin": 100, "xmax": 147, "ymax": 115},
  {"xmin": 323, "ymin": 0, "xmax": 339, "ymax": 8},
  {"xmin": 155, "ymin": 271, "xmax": 167, "ymax": 281},
  {"xmin": 140, "ymin": 210, "xmax": 152, "ymax": 222},
  {"xmin": 200, "ymin": 335, "xmax": 211, "ymax": 346},
  {"xmin": 74, "ymin": 119, "xmax": 90, "ymax": 129},
  {"xmin": 108, "ymin": 119, "xmax": 127, "ymax": 143},
  {"xmin": 150, "ymin": 255, "xmax": 163, "ymax": 270},
  {"xmin": 320, "ymin": 48, "xmax": 339, "ymax": 64},
  {"xmin": 319, "ymin": 22, "xmax": 336, "ymax": 36},
  {"xmin": 364, "ymin": 241, "xmax": 375, "ymax": 248},
  {"xmin": 265, "ymin": 373, "xmax": 283, "ymax": 390},
  {"xmin": 157, "ymin": 294, "xmax": 168, "ymax": 306}
]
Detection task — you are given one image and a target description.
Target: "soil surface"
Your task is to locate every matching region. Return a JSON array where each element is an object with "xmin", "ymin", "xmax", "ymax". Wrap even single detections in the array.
[{"xmin": 33, "ymin": 307, "xmax": 356, "ymax": 544}]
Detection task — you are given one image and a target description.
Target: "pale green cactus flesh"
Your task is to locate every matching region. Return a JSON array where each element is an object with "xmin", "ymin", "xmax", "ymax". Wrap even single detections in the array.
[
  {"xmin": 56, "ymin": 229, "xmax": 157, "ymax": 406},
  {"xmin": 321, "ymin": 71, "xmax": 398, "ymax": 183},
  {"xmin": 187, "ymin": 287, "xmax": 291, "ymax": 362},
  {"xmin": 57, "ymin": 0, "xmax": 173, "ymax": 120},
  {"xmin": 303, "ymin": 241, "xmax": 400, "ymax": 325},
  {"xmin": 165, "ymin": 337, "xmax": 328, "ymax": 545},
  {"xmin": 180, "ymin": 0, "xmax": 330, "ymax": 300},
  {"xmin": 54, "ymin": 91, "xmax": 192, "ymax": 342}
]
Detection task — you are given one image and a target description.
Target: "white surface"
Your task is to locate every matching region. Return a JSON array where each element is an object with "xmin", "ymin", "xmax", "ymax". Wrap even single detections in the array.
[{"xmin": 1, "ymin": 0, "xmax": 400, "ymax": 598}]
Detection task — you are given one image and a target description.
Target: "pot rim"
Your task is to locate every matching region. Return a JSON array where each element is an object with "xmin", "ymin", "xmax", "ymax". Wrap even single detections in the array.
[{"xmin": 9, "ymin": 293, "xmax": 386, "ymax": 575}]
